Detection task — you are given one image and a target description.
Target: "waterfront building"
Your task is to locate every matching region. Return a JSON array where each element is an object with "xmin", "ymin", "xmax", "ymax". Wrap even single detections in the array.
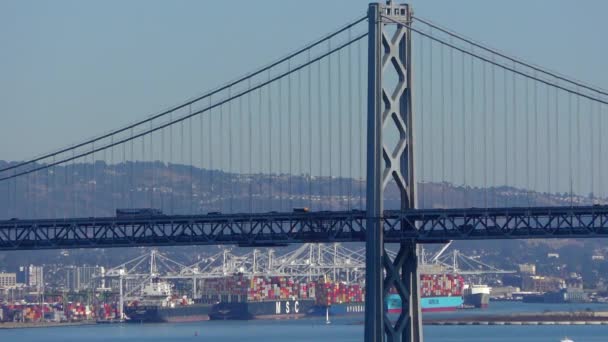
[
  {"xmin": 16, "ymin": 266, "xmax": 27, "ymax": 284},
  {"xmin": 66, "ymin": 266, "xmax": 104, "ymax": 291},
  {"xmin": 0, "ymin": 273, "xmax": 16, "ymax": 289},
  {"xmin": 522, "ymin": 275, "xmax": 564, "ymax": 292},
  {"xmin": 27, "ymin": 265, "xmax": 44, "ymax": 290},
  {"xmin": 518, "ymin": 264, "xmax": 536, "ymax": 275}
]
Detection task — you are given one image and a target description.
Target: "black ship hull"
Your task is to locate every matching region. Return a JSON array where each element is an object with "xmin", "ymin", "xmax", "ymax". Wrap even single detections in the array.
[
  {"xmin": 209, "ymin": 299, "xmax": 315, "ymax": 320},
  {"xmin": 125, "ymin": 303, "xmax": 212, "ymax": 323},
  {"xmin": 463, "ymin": 293, "xmax": 490, "ymax": 308}
]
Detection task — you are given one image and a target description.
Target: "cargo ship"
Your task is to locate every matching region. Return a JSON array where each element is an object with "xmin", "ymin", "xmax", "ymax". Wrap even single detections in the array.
[
  {"xmin": 209, "ymin": 299, "xmax": 315, "ymax": 320},
  {"xmin": 307, "ymin": 274, "xmax": 465, "ymax": 317},
  {"xmin": 202, "ymin": 274, "xmax": 315, "ymax": 320},
  {"xmin": 463, "ymin": 284, "xmax": 491, "ymax": 308},
  {"xmin": 125, "ymin": 280, "xmax": 213, "ymax": 323},
  {"xmin": 200, "ymin": 272, "xmax": 466, "ymax": 320},
  {"xmin": 305, "ymin": 280, "xmax": 366, "ymax": 316},
  {"xmin": 385, "ymin": 293, "xmax": 465, "ymax": 313}
]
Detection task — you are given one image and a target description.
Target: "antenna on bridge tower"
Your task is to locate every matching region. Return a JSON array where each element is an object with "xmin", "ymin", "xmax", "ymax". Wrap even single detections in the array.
[{"xmin": 365, "ymin": 2, "xmax": 420, "ymax": 342}]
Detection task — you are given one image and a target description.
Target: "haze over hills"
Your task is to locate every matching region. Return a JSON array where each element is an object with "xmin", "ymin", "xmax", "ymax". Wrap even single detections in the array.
[
  {"xmin": 0, "ymin": 160, "xmax": 606, "ymax": 287},
  {"xmin": 0, "ymin": 160, "xmax": 598, "ymax": 219}
]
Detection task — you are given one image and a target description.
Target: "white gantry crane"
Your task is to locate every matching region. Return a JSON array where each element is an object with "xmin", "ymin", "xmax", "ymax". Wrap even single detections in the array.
[{"xmin": 100, "ymin": 242, "xmax": 511, "ymax": 304}]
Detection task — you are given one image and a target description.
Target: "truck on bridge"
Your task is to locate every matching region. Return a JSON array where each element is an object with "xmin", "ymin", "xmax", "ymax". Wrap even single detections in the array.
[{"xmin": 115, "ymin": 208, "xmax": 164, "ymax": 218}]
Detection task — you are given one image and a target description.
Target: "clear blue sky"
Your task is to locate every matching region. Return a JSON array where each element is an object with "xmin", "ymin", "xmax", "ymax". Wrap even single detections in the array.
[{"xmin": 0, "ymin": 0, "xmax": 606, "ymax": 162}]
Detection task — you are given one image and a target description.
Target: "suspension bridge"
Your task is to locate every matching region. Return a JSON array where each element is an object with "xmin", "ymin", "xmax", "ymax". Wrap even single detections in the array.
[{"xmin": 1, "ymin": 2, "xmax": 607, "ymax": 341}]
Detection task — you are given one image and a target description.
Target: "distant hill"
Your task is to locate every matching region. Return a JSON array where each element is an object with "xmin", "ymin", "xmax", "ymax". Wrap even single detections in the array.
[
  {"xmin": 0, "ymin": 160, "xmax": 596, "ymax": 219},
  {"xmin": 0, "ymin": 160, "xmax": 605, "ymax": 287}
]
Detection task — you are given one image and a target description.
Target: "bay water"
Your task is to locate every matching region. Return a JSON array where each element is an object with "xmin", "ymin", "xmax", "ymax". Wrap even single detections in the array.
[{"xmin": 2, "ymin": 302, "xmax": 607, "ymax": 341}]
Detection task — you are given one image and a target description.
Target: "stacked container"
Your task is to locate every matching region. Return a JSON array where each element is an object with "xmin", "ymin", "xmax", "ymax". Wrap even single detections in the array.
[
  {"xmin": 201, "ymin": 274, "xmax": 325, "ymax": 303},
  {"xmin": 314, "ymin": 278, "xmax": 365, "ymax": 305},
  {"xmin": 419, "ymin": 274, "xmax": 464, "ymax": 298}
]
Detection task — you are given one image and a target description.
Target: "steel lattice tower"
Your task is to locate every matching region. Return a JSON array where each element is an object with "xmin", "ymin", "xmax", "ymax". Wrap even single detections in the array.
[{"xmin": 365, "ymin": 2, "xmax": 421, "ymax": 341}]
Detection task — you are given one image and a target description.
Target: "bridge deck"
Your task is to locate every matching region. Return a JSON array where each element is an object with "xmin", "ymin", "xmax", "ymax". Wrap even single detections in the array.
[{"xmin": 1, "ymin": 206, "xmax": 608, "ymax": 250}]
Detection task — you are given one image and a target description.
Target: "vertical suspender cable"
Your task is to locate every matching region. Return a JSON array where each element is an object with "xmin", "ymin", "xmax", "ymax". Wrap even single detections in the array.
[
  {"xmin": 25, "ymin": 166, "xmax": 33, "ymax": 218},
  {"xmin": 51, "ymin": 156, "xmax": 55, "ymax": 218},
  {"xmin": 161, "ymin": 115, "xmax": 166, "ymax": 211},
  {"xmin": 2, "ymin": 170, "xmax": 6, "ymax": 218},
  {"xmin": 512, "ymin": 64, "xmax": 517, "ymax": 206},
  {"xmin": 102, "ymin": 148, "xmax": 106, "ymax": 215},
  {"xmin": 93, "ymin": 143, "xmax": 96, "ymax": 217},
  {"xmin": 461, "ymin": 50, "xmax": 466, "ymax": 208},
  {"xmin": 24, "ymin": 165, "xmax": 29, "ymax": 217},
  {"xmin": 15, "ymin": 167, "xmax": 19, "ymax": 217},
  {"xmin": 190, "ymin": 108, "xmax": 194, "ymax": 213},
  {"xmin": 419, "ymin": 35, "xmax": 425, "ymax": 208},
  {"xmin": 338, "ymin": 48, "xmax": 344, "ymax": 210},
  {"xmin": 591, "ymin": 99, "xmax": 595, "ymax": 204},
  {"xmin": 202, "ymin": 103, "xmax": 209, "ymax": 214},
  {"xmin": 568, "ymin": 92, "xmax": 573, "ymax": 206},
  {"xmin": 576, "ymin": 88, "xmax": 581, "ymax": 205},
  {"xmin": 258, "ymin": 87, "xmax": 263, "ymax": 211},
  {"xmin": 220, "ymin": 90, "xmax": 225, "ymax": 213},
  {"xmin": 328, "ymin": 39, "xmax": 333, "ymax": 210},
  {"xmin": 6, "ymin": 169, "xmax": 9, "ymax": 218},
  {"xmin": 180, "ymin": 119, "xmax": 184, "ymax": 213},
  {"xmin": 149, "ymin": 121, "xmax": 154, "ymax": 208},
  {"xmin": 491, "ymin": 59, "xmax": 496, "ymax": 207},
  {"xmin": 533, "ymin": 73, "xmax": 539, "ymax": 206},
  {"xmin": 554, "ymin": 86, "xmax": 559, "ymax": 199},
  {"xmin": 14, "ymin": 168, "xmax": 18, "ymax": 217},
  {"xmin": 238, "ymin": 91, "xmax": 243, "ymax": 213},
  {"xmin": 248, "ymin": 78, "xmax": 253, "ymax": 212},
  {"xmin": 338, "ymin": 48, "xmax": 343, "ymax": 210},
  {"xmin": 481, "ymin": 63, "xmax": 488, "ymax": 208},
  {"xmin": 4, "ymin": 170, "xmax": 8, "ymax": 218},
  {"xmin": 464, "ymin": 47, "xmax": 476, "ymax": 207},
  {"xmin": 503, "ymin": 68, "xmax": 508, "ymax": 207},
  {"xmin": 547, "ymin": 84, "xmax": 551, "ymax": 198},
  {"xmin": 141, "ymin": 130, "xmax": 145, "ymax": 210},
  {"xmin": 429, "ymin": 35, "xmax": 434, "ymax": 200},
  {"xmin": 318, "ymin": 59, "xmax": 323, "ymax": 210},
  {"xmin": 60, "ymin": 162, "xmax": 65, "ymax": 218},
  {"xmin": 268, "ymin": 71, "xmax": 274, "ymax": 211},
  {"xmin": 601, "ymin": 103, "xmax": 605, "ymax": 200},
  {"xmin": 148, "ymin": 120, "xmax": 153, "ymax": 208},
  {"xmin": 308, "ymin": 49, "xmax": 313, "ymax": 209},
  {"xmin": 24, "ymin": 162, "xmax": 30, "ymax": 217},
  {"xmin": 297, "ymin": 67, "xmax": 303, "ymax": 208},
  {"xmin": 122, "ymin": 136, "xmax": 126, "ymax": 209},
  {"xmin": 72, "ymin": 150, "xmax": 76, "ymax": 217},
  {"xmin": 209, "ymin": 97, "xmax": 214, "ymax": 211},
  {"xmin": 170, "ymin": 112, "xmax": 174, "ymax": 214},
  {"xmin": 110, "ymin": 137, "xmax": 114, "ymax": 213},
  {"xmin": 348, "ymin": 28, "xmax": 353, "ymax": 211},
  {"xmin": 238, "ymin": 87, "xmax": 243, "ymax": 213},
  {"xmin": 278, "ymin": 77, "xmax": 283, "ymax": 211},
  {"xmin": 229, "ymin": 89, "xmax": 234, "ymax": 213},
  {"xmin": 525, "ymin": 77, "xmax": 530, "ymax": 206},
  {"xmin": 358, "ymin": 39, "xmax": 364, "ymax": 210},
  {"xmin": 440, "ymin": 43, "xmax": 445, "ymax": 207},
  {"xmin": 74, "ymin": 153, "xmax": 78, "ymax": 217},
  {"xmin": 599, "ymin": 102, "xmax": 603, "ymax": 201},
  {"xmin": 288, "ymin": 59, "xmax": 293, "ymax": 211},
  {"xmin": 130, "ymin": 129, "xmax": 134, "ymax": 208},
  {"xmin": 240, "ymin": 89, "xmax": 245, "ymax": 212},
  {"xmin": 449, "ymin": 40, "xmax": 454, "ymax": 209}
]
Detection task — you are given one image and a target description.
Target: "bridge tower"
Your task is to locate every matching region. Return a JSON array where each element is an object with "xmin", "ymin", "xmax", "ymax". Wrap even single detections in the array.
[{"xmin": 365, "ymin": 2, "xmax": 421, "ymax": 342}]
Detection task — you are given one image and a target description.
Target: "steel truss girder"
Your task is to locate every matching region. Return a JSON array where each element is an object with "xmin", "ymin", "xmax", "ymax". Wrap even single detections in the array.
[{"xmin": 2, "ymin": 206, "xmax": 608, "ymax": 250}]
